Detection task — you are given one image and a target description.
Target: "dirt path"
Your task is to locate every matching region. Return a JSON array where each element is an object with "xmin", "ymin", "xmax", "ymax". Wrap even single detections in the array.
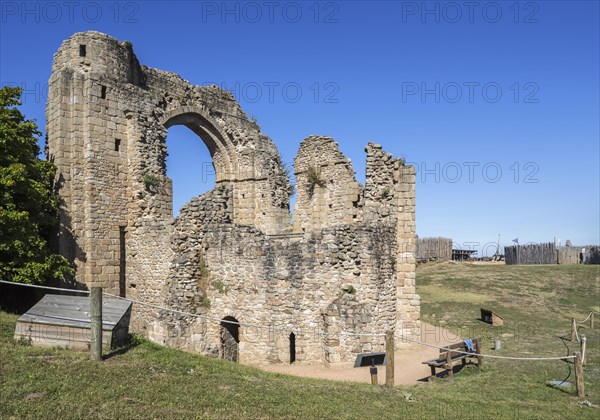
[{"xmin": 256, "ymin": 322, "xmax": 463, "ymax": 384}]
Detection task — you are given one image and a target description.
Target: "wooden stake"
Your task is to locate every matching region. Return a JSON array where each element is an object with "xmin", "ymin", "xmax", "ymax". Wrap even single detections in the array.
[
  {"xmin": 475, "ymin": 338, "xmax": 483, "ymax": 369},
  {"xmin": 446, "ymin": 347, "xmax": 453, "ymax": 380},
  {"xmin": 385, "ymin": 331, "xmax": 394, "ymax": 387},
  {"xmin": 571, "ymin": 318, "xmax": 577, "ymax": 341},
  {"xmin": 581, "ymin": 336, "xmax": 587, "ymax": 367},
  {"xmin": 370, "ymin": 361, "xmax": 378, "ymax": 385},
  {"xmin": 591, "ymin": 313, "xmax": 594, "ymax": 330},
  {"xmin": 90, "ymin": 287, "xmax": 103, "ymax": 361},
  {"xmin": 574, "ymin": 352, "xmax": 584, "ymax": 399}
]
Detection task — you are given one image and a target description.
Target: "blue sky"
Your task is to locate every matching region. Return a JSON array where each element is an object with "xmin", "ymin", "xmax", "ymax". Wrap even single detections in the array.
[{"xmin": 1, "ymin": 1, "xmax": 598, "ymax": 255}]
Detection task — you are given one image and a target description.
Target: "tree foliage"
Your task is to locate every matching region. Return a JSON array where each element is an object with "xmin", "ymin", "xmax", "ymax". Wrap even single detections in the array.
[{"xmin": 0, "ymin": 87, "xmax": 72, "ymax": 284}]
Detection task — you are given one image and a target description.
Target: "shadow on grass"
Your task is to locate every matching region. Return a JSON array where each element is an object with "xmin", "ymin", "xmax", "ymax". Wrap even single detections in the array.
[
  {"xmin": 418, "ymin": 362, "xmax": 480, "ymax": 382},
  {"xmin": 546, "ymin": 381, "xmax": 576, "ymax": 395},
  {"xmin": 103, "ymin": 334, "xmax": 141, "ymax": 360}
]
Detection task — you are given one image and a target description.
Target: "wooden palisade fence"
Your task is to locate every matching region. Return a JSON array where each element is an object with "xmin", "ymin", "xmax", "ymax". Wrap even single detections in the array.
[
  {"xmin": 416, "ymin": 237, "xmax": 452, "ymax": 261},
  {"xmin": 505, "ymin": 243, "xmax": 600, "ymax": 265}
]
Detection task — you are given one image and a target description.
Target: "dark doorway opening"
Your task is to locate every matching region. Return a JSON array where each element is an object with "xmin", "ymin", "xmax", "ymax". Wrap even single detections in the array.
[
  {"xmin": 289, "ymin": 332, "xmax": 296, "ymax": 363},
  {"xmin": 220, "ymin": 316, "xmax": 240, "ymax": 362}
]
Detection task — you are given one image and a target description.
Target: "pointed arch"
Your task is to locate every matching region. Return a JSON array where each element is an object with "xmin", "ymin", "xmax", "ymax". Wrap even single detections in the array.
[{"xmin": 161, "ymin": 106, "xmax": 238, "ymax": 182}]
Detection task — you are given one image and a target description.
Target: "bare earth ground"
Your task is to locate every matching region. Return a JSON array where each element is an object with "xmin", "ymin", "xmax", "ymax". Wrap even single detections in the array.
[{"xmin": 257, "ymin": 322, "xmax": 463, "ymax": 384}]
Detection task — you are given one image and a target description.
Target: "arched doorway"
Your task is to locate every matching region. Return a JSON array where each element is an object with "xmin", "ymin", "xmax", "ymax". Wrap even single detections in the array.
[
  {"xmin": 289, "ymin": 332, "xmax": 296, "ymax": 364},
  {"xmin": 220, "ymin": 316, "xmax": 240, "ymax": 362}
]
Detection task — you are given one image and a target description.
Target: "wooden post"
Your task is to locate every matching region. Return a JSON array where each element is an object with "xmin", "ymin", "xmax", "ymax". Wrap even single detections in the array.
[
  {"xmin": 475, "ymin": 338, "xmax": 483, "ymax": 369},
  {"xmin": 581, "ymin": 336, "xmax": 587, "ymax": 366},
  {"xmin": 591, "ymin": 313, "xmax": 594, "ymax": 330},
  {"xmin": 574, "ymin": 352, "xmax": 584, "ymax": 399},
  {"xmin": 90, "ymin": 287, "xmax": 103, "ymax": 361},
  {"xmin": 385, "ymin": 331, "xmax": 394, "ymax": 387},
  {"xmin": 571, "ymin": 318, "xmax": 577, "ymax": 341},
  {"xmin": 370, "ymin": 361, "xmax": 378, "ymax": 385},
  {"xmin": 446, "ymin": 348, "xmax": 453, "ymax": 380}
]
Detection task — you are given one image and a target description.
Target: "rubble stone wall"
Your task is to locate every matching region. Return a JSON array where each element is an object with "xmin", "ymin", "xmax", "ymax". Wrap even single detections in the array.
[{"xmin": 47, "ymin": 31, "xmax": 419, "ymax": 366}]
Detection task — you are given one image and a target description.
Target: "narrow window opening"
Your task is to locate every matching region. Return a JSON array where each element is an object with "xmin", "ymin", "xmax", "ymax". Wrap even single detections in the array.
[
  {"xmin": 79, "ymin": 44, "xmax": 86, "ymax": 57},
  {"xmin": 101, "ymin": 85, "xmax": 107, "ymax": 99},
  {"xmin": 115, "ymin": 138, "xmax": 121, "ymax": 152},
  {"xmin": 289, "ymin": 332, "xmax": 296, "ymax": 363},
  {"xmin": 119, "ymin": 226, "xmax": 126, "ymax": 298}
]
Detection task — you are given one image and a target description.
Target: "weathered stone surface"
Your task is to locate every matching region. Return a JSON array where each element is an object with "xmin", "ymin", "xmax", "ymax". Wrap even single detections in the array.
[{"xmin": 47, "ymin": 31, "xmax": 419, "ymax": 366}]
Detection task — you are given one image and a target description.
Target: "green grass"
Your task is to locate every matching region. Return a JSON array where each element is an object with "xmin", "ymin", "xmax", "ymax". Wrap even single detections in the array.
[{"xmin": 0, "ymin": 263, "xmax": 598, "ymax": 418}]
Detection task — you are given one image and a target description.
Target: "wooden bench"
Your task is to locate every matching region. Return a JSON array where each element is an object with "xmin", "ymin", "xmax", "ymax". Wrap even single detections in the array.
[{"xmin": 422, "ymin": 338, "xmax": 483, "ymax": 380}]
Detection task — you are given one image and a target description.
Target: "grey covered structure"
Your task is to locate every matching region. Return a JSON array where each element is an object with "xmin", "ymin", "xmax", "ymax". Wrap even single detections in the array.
[{"xmin": 14, "ymin": 294, "xmax": 132, "ymax": 350}]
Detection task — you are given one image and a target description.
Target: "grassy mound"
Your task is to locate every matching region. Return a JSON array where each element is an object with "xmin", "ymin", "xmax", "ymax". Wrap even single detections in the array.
[{"xmin": 1, "ymin": 263, "xmax": 598, "ymax": 418}]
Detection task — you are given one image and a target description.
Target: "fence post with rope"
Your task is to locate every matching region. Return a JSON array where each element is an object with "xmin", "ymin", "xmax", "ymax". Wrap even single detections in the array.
[
  {"xmin": 385, "ymin": 331, "xmax": 394, "ymax": 387},
  {"xmin": 580, "ymin": 336, "xmax": 587, "ymax": 367},
  {"xmin": 475, "ymin": 338, "xmax": 483, "ymax": 369},
  {"xmin": 574, "ymin": 352, "xmax": 585, "ymax": 399},
  {"xmin": 90, "ymin": 287, "xmax": 103, "ymax": 361}
]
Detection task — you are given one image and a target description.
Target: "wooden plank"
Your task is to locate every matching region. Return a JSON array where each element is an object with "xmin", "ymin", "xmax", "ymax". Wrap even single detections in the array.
[
  {"xmin": 23, "ymin": 306, "xmax": 126, "ymax": 321},
  {"xmin": 36, "ymin": 295, "xmax": 129, "ymax": 312},
  {"xmin": 15, "ymin": 321, "xmax": 113, "ymax": 350},
  {"xmin": 17, "ymin": 295, "xmax": 131, "ymax": 330}
]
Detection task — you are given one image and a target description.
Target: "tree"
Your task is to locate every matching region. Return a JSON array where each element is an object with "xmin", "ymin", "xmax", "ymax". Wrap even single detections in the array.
[{"xmin": 0, "ymin": 86, "xmax": 72, "ymax": 284}]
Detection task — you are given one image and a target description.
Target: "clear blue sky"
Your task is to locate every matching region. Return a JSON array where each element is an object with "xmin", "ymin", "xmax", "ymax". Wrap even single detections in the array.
[{"xmin": 1, "ymin": 1, "xmax": 598, "ymax": 255}]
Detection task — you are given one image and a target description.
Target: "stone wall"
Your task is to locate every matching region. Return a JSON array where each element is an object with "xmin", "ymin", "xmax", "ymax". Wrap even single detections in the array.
[{"xmin": 47, "ymin": 31, "xmax": 419, "ymax": 366}]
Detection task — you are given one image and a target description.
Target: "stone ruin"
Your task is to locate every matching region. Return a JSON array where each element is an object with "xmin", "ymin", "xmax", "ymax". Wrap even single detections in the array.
[{"xmin": 46, "ymin": 31, "xmax": 420, "ymax": 365}]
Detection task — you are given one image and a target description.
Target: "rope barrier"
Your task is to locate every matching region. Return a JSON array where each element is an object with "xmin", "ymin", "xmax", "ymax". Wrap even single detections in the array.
[
  {"xmin": 574, "ymin": 326, "xmax": 581, "ymax": 343},
  {"xmin": 394, "ymin": 333, "xmax": 575, "ymax": 361},
  {"xmin": 0, "ymin": 280, "xmax": 90, "ymax": 294},
  {"xmin": 576, "ymin": 312, "xmax": 593, "ymax": 324},
  {"xmin": 101, "ymin": 292, "xmax": 246, "ymax": 328},
  {"xmin": 104, "ymin": 292, "xmax": 388, "ymax": 337},
  {"xmin": 0, "ymin": 279, "xmax": 582, "ymax": 361},
  {"xmin": 0, "ymin": 281, "xmax": 385, "ymax": 334}
]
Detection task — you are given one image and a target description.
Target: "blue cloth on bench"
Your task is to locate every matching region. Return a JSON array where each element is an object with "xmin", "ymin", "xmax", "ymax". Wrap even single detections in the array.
[{"xmin": 464, "ymin": 339, "xmax": 474, "ymax": 352}]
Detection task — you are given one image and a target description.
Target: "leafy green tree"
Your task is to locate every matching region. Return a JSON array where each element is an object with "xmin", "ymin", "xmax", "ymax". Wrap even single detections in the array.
[{"xmin": 0, "ymin": 87, "xmax": 72, "ymax": 284}]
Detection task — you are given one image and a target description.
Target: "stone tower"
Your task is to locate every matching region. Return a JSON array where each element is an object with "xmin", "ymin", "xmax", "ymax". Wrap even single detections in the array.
[{"xmin": 47, "ymin": 31, "xmax": 419, "ymax": 365}]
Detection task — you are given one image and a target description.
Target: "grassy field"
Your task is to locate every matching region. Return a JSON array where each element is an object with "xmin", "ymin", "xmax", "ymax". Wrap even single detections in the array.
[{"xmin": 0, "ymin": 262, "xmax": 598, "ymax": 419}]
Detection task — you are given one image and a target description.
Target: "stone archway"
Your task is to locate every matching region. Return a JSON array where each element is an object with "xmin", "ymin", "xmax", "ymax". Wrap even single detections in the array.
[
  {"xmin": 220, "ymin": 316, "xmax": 240, "ymax": 362},
  {"xmin": 160, "ymin": 106, "xmax": 239, "ymax": 183}
]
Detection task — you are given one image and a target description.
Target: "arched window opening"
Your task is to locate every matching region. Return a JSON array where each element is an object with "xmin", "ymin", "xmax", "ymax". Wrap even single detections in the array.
[{"xmin": 166, "ymin": 125, "xmax": 216, "ymax": 216}]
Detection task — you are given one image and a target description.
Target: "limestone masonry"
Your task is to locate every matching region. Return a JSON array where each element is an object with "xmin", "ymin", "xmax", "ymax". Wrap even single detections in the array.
[{"xmin": 47, "ymin": 31, "xmax": 419, "ymax": 365}]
